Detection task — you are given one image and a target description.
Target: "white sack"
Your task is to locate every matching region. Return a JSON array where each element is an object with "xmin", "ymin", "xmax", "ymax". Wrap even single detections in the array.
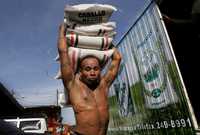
[
  {"xmin": 66, "ymin": 22, "xmax": 116, "ymax": 37},
  {"xmin": 66, "ymin": 33, "xmax": 113, "ymax": 50},
  {"xmin": 64, "ymin": 4, "xmax": 117, "ymax": 25},
  {"xmin": 55, "ymin": 47, "xmax": 114, "ymax": 79}
]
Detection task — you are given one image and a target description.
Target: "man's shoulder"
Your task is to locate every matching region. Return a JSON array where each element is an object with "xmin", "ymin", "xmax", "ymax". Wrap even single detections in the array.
[
  {"xmin": 69, "ymin": 74, "xmax": 82, "ymax": 87},
  {"xmin": 100, "ymin": 76, "xmax": 109, "ymax": 84},
  {"xmin": 99, "ymin": 77, "xmax": 110, "ymax": 88},
  {"xmin": 64, "ymin": 74, "xmax": 79, "ymax": 90}
]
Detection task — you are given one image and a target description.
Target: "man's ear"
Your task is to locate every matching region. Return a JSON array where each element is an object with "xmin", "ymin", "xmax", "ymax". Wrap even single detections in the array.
[
  {"xmin": 78, "ymin": 70, "xmax": 82, "ymax": 76},
  {"xmin": 79, "ymin": 71, "xmax": 83, "ymax": 82}
]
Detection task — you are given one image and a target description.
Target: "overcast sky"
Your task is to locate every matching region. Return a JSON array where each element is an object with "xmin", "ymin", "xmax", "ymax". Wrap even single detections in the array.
[{"xmin": 0, "ymin": 0, "xmax": 150, "ymax": 107}]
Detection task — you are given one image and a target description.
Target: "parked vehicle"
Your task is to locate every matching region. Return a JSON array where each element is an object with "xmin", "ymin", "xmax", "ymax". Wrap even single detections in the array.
[{"xmin": 4, "ymin": 117, "xmax": 48, "ymax": 134}]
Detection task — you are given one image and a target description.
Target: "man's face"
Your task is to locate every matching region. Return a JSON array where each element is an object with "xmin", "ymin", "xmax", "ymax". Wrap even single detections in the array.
[{"xmin": 80, "ymin": 57, "xmax": 101, "ymax": 86}]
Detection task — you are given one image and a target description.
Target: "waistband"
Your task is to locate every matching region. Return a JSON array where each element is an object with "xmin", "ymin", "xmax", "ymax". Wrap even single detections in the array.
[{"xmin": 69, "ymin": 130, "xmax": 83, "ymax": 135}]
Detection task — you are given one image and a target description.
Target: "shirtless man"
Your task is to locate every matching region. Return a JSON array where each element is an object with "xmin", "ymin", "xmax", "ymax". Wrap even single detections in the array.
[{"xmin": 57, "ymin": 24, "xmax": 121, "ymax": 135}]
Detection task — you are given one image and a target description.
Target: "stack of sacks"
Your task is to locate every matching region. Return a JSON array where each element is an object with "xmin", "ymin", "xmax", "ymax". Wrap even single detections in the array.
[{"xmin": 55, "ymin": 4, "xmax": 117, "ymax": 79}]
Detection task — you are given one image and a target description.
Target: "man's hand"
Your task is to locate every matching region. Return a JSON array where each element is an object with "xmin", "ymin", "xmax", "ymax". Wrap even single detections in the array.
[
  {"xmin": 112, "ymin": 47, "xmax": 122, "ymax": 60},
  {"xmin": 57, "ymin": 24, "xmax": 74, "ymax": 89},
  {"xmin": 103, "ymin": 47, "xmax": 122, "ymax": 91},
  {"xmin": 58, "ymin": 24, "xmax": 67, "ymax": 52}
]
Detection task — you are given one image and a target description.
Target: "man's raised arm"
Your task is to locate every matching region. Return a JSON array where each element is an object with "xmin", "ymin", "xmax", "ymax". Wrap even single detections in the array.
[
  {"xmin": 57, "ymin": 24, "xmax": 74, "ymax": 89},
  {"xmin": 103, "ymin": 48, "xmax": 122, "ymax": 89}
]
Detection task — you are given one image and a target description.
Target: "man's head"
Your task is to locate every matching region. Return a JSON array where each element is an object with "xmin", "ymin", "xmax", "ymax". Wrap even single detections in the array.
[{"xmin": 79, "ymin": 55, "xmax": 101, "ymax": 89}]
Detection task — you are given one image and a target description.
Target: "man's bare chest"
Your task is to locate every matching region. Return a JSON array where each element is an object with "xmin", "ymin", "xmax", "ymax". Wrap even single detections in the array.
[{"xmin": 70, "ymin": 83, "xmax": 108, "ymax": 108}]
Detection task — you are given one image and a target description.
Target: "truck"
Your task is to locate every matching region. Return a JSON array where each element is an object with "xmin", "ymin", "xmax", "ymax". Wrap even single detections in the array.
[{"xmin": 4, "ymin": 117, "xmax": 50, "ymax": 134}]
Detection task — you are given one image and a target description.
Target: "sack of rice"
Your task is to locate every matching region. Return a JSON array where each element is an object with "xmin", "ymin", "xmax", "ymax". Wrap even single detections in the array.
[
  {"xmin": 54, "ymin": 47, "xmax": 114, "ymax": 79},
  {"xmin": 66, "ymin": 22, "xmax": 116, "ymax": 37},
  {"xmin": 64, "ymin": 4, "xmax": 117, "ymax": 25},
  {"xmin": 66, "ymin": 33, "xmax": 113, "ymax": 50}
]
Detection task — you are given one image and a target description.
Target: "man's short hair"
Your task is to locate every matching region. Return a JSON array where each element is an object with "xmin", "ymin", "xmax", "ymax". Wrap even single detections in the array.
[
  {"xmin": 79, "ymin": 55, "xmax": 101, "ymax": 67},
  {"xmin": 77, "ymin": 55, "xmax": 102, "ymax": 72}
]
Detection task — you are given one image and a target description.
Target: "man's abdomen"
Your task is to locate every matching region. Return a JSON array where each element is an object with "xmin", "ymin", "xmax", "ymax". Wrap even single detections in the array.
[{"xmin": 74, "ymin": 109, "xmax": 102, "ymax": 135}]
